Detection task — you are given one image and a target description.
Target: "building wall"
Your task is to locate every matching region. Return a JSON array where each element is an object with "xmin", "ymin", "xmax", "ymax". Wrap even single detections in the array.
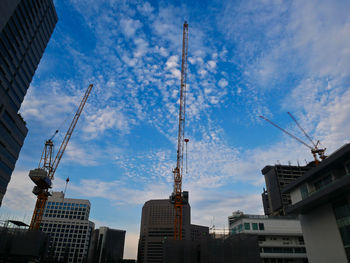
[
  {"xmin": 40, "ymin": 192, "xmax": 94, "ymax": 263},
  {"xmin": 88, "ymin": 227, "xmax": 126, "ymax": 263},
  {"xmin": 0, "ymin": 0, "xmax": 57, "ymax": 205},
  {"xmin": 228, "ymin": 213, "xmax": 307, "ymax": 262},
  {"xmin": 299, "ymin": 203, "xmax": 347, "ymax": 263}
]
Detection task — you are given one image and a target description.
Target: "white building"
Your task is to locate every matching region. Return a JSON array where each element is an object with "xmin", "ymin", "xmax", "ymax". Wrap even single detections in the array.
[
  {"xmin": 284, "ymin": 143, "xmax": 350, "ymax": 263},
  {"xmin": 40, "ymin": 191, "xmax": 94, "ymax": 263},
  {"xmin": 228, "ymin": 211, "xmax": 308, "ymax": 263}
]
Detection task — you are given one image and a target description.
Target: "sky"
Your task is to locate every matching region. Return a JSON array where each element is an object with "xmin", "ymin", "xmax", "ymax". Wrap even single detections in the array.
[{"xmin": 1, "ymin": 0, "xmax": 350, "ymax": 259}]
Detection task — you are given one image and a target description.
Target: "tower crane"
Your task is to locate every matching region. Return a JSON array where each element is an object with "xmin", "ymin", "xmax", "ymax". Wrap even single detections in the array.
[
  {"xmin": 169, "ymin": 21, "xmax": 188, "ymax": 240},
  {"xmin": 29, "ymin": 84, "xmax": 93, "ymax": 230},
  {"xmin": 259, "ymin": 113, "xmax": 327, "ymax": 165}
]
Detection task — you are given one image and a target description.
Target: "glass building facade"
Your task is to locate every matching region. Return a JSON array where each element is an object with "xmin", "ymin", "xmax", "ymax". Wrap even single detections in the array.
[{"xmin": 0, "ymin": 0, "xmax": 57, "ymax": 205}]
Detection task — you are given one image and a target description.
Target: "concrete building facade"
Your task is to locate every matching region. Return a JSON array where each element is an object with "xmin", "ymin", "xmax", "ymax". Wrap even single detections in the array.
[
  {"xmin": 87, "ymin": 227, "xmax": 126, "ymax": 263},
  {"xmin": 262, "ymin": 164, "xmax": 313, "ymax": 216},
  {"xmin": 284, "ymin": 143, "xmax": 350, "ymax": 263},
  {"xmin": 0, "ymin": 0, "xmax": 57, "ymax": 205},
  {"xmin": 40, "ymin": 192, "xmax": 94, "ymax": 263},
  {"xmin": 228, "ymin": 211, "xmax": 308, "ymax": 263},
  {"xmin": 137, "ymin": 193, "xmax": 209, "ymax": 263}
]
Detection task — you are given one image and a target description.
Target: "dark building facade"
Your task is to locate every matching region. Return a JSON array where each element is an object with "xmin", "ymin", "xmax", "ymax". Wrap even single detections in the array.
[
  {"xmin": 87, "ymin": 227, "xmax": 126, "ymax": 263},
  {"xmin": 137, "ymin": 193, "xmax": 209, "ymax": 263},
  {"xmin": 163, "ymin": 234, "xmax": 260, "ymax": 263},
  {"xmin": 0, "ymin": 0, "xmax": 58, "ymax": 205},
  {"xmin": 261, "ymin": 164, "xmax": 313, "ymax": 216}
]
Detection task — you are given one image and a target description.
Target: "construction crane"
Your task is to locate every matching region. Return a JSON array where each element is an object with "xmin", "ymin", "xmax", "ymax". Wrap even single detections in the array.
[
  {"xmin": 259, "ymin": 113, "xmax": 327, "ymax": 165},
  {"xmin": 169, "ymin": 21, "xmax": 188, "ymax": 240},
  {"xmin": 29, "ymin": 84, "xmax": 93, "ymax": 230}
]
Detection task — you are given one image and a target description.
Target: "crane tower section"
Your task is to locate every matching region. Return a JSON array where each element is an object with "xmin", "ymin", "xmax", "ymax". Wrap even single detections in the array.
[{"xmin": 170, "ymin": 21, "xmax": 188, "ymax": 240}]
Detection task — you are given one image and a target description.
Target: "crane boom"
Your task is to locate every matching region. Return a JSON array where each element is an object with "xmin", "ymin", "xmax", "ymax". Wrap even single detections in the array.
[
  {"xmin": 259, "ymin": 115, "xmax": 312, "ymax": 149},
  {"xmin": 287, "ymin": 112, "xmax": 317, "ymax": 148},
  {"xmin": 50, "ymin": 84, "xmax": 93, "ymax": 180},
  {"xmin": 260, "ymin": 114, "xmax": 327, "ymax": 164},
  {"xmin": 29, "ymin": 84, "xmax": 93, "ymax": 230},
  {"xmin": 171, "ymin": 21, "xmax": 188, "ymax": 241}
]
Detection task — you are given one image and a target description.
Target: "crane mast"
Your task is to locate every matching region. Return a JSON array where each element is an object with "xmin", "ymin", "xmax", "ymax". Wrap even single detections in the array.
[
  {"xmin": 29, "ymin": 84, "xmax": 93, "ymax": 230},
  {"xmin": 171, "ymin": 21, "xmax": 188, "ymax": 240}
]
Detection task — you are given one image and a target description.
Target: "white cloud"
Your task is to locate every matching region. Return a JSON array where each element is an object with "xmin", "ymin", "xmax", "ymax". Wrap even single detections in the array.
[
  {"xmin": 137, "ymin": 2, "xmax": 154, "ymax": 16},
  {"xmin": 120, "ymin": 18, "xmax": 142, "ymax": 38},
  {"xmin": 83, "ymin": 106, "xmax": 131, "ymax": 138},
  {"xmin": 218, "ymin": 78, "xmax": 228, "ymax": 88}
]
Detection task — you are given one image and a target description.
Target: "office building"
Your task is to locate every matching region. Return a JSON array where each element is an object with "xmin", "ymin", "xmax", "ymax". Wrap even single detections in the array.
[
  {"xmin": 262, "ymin": 164, "xmax": 313, "ymax": 216},
  {"xmin": 284, "ymin": 143, "xmax": 350, "ymax": 263},
  {"xmin": 228, "ymin": 211, "xmax": 308, "ymax": 263},
  {"xmin": 87, "ymin": 227, "xmax": 126, "ymax": 263},
  {"xmin": 0, "ymin": 0, "xmax": 58, "ymax": 205},
  {"xmin": 137, "ymin": 192, "xmax": 209, "ymax": 263},
  {"xmin": 39, "ymin": 192, "xmax": 94, "ymax": 263}
]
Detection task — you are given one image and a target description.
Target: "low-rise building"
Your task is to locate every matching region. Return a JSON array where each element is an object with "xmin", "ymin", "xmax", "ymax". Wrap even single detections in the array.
[
  {"xmin": 284, "ymin": 143, "xmax": 350, "ymax": 263},
  {"xmin": 228, "ymin": 211, "xmax": 308, "ymax": 263}
]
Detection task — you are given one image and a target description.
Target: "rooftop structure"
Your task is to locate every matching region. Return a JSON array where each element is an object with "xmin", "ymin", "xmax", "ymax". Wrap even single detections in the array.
[
  {"xmin": 39, "ymin": 192, "xmax": 94, "ymax": 263},
  {"xmin": 0, "ymin": 0, "xmax": 57, "ymax": 205},
  {"xmin": 284, "ymin": 143, "xmax": 350, "ymax": 263},
  {"xmin": 228, "ymin": 211, "xmax": 308, "ymax": 263}
]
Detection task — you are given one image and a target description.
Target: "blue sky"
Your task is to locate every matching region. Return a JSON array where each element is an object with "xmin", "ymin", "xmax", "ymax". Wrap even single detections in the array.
[{"xmin": 2, "ymin": 0, "xmax": 350, "ymax": 259}]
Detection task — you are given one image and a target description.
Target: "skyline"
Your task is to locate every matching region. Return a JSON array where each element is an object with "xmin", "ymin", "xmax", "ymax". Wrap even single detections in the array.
[{"xmin": 1, "ymin": 0, "xmax": 350, "ymax": 259}]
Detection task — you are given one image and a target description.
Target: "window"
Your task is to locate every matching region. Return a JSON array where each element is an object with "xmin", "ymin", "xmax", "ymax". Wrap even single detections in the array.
[
  {"xmin": 244, "ymin": 223, "xmax": 250, "ymax": 230},
  {"xmin": 300, "ymin": 183, "xmax": 309, "ymax": 199},
  {"xmin": 252, "ymin": 223, "xmax": 258, "ymax": 230},
  {"xmin": 314, "ymin": 174, "xmax": 332, "ymax": 190},
  {"xmin": 259, "ymin": 223, "xmax": 265, "ymax": 230}
]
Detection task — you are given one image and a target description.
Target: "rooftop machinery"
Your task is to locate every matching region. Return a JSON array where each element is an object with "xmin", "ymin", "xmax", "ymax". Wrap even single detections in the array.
[
  {"xmin": 29, "ymin": 84, "xmax": 93, "ymax": 230},
  {"xmin": 169, "ymin": 21, "xmax": 189, "ymax": 240},
  {"xmin": 259, "ymin": 112, "xmax": 327, "ymax": 165}
]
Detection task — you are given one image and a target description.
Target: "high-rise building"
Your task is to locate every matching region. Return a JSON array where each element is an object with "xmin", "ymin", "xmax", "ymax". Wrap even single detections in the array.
[
  {"xmin": 137, "ymin": 192, "xmax": 209, "ymax": 263},
  {"xmin": 228, "ymin": 211, "xmax": 308, "ymax": 263},
  {"xmin": 0, "ymin": 0, "xmax": 58, "ymax": 205},
  {"xmin": 284, "ymin": 143, "xmax": 350, "ymax": 263},
  {"xmin": 39, "ymin": 192, "xmax": 94, "ymax": 263},
  {"xmin": 87, "ymin": 227, "xmax": 126, "ymax": 263},
  {"xmin": 261, "ymin": 164, "xmax": 313, "ymax": 216}
]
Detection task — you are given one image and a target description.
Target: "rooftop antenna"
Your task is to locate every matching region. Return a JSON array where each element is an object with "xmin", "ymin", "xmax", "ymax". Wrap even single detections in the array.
[{"xmin": 64, "ymin": 177, "xmax": 69, "ymax": 196}]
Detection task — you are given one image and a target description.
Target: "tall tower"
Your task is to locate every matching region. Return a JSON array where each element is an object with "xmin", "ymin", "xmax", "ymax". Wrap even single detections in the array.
[
  {"xmin": 137, "ymin": 198, "xmax": 191, "ymax": 263},
  {"xmin": 0, "ymin": 0, "xmax": 58, "ymax": 205}
]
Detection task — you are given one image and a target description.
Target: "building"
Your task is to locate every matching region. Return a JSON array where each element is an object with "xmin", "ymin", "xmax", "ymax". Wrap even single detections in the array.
[
  {"xmin": 87, "ymin": 227, "xmax": 126, "ymax": 263},
  {"xmin": 0, "ymin": 0, "xmax": 58, "ymax": 205},
  {"xmin": 39, "ymin": 192, "xmax": 94, "ymax": 263},
  {"xmin": 228, "ymin": 211, "xmax": 308, "ymax": 263},
  {"xmin": 283, "ymin": 143, "xmax": 350, "ymax": 263},
  {"xmin": 163, "ymin": 234, "xmax": 260, "ymax": 263},
  {"xmin": 262, "ymin": 164, "xmax": 313, "ymax": 216},
  {"xmin": 137, "ymin": 192, "xmax": 209, "ymax": 263},
  {"xmin": 0, "ymin": 220, "xmax": 49, "ymax": 262}
]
